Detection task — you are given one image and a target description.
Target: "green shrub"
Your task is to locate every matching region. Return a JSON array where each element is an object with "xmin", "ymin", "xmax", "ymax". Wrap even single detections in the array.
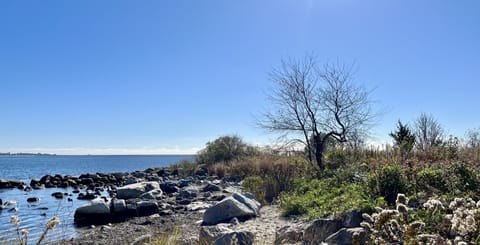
[
  {"xmin": 417, "ymin": 166, "xmax": 449, "ymax": 193},
  {"xmin": 280, "ymin": 178, "xmax": 376, "ymax": 219},
  {"xmin": 197, "ymin": 135, "xmax": 257, "ymax": 165},
  {"xmin": 368, "ymin": 164, "xmax": 407, "ymax": 205},
  {"xmin": 452, "ymin": 163, "xmax": 479, "ymax": 195}
]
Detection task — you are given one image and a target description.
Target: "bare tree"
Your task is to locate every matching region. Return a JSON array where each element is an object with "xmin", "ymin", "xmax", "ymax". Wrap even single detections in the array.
[
  {"xmin": 259, "ymin": 55, "xmax": 374, "ymax": 170},
  {"xmin": 466, "ymin": 128, "xmax": 480, "ymax": 148},
  {"xmin": 414, "ymin": 113, "xmax": 444, "ymax": 152}
]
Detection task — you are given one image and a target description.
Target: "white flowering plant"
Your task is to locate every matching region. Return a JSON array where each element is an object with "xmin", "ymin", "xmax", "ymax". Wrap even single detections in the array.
[{"xmin": 362, "ymin": 194, "xmax": 480, "ymax": 244}]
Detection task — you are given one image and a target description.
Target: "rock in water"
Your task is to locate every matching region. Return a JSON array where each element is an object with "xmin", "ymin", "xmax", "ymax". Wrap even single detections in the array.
[
  {"xmin": 27, "ymin": 197, "xmax": 40, "ymax": 202},
  {"xmin": 74, "ymin": 198, "xmax": 111, "ymax": 225}
]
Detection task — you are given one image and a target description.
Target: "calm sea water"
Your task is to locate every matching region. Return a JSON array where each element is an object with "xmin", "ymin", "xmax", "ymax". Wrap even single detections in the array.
[{"xmin": 0, "ymin": 155, "xmax": 195, "ymax": 244}]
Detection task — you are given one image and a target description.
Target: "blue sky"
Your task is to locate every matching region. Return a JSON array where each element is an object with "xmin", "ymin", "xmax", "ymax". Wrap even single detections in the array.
[{"xmin": 0, "ymin": 1, "xmax": 479, "ymax": 154}]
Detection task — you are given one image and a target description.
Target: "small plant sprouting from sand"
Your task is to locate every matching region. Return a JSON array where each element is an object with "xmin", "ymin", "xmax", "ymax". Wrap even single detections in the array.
[{"xmin": 8, "ymin": 215, "xmax": 60, "ymax": 245}]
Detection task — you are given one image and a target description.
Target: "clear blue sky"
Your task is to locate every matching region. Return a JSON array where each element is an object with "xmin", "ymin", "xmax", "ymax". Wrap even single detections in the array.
[{"xmin": 0, "ymin": 1, "xmax": 479, "ymax": 154}]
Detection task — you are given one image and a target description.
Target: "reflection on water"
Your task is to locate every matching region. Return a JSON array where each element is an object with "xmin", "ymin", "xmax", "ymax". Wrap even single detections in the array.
[
  {"xmin": 0, "ymin": 155, "xmax": 196, "ymax": 243},
  {"xmin": 0, "ymin": 187, "xmax": 93, "ymax": 244}
]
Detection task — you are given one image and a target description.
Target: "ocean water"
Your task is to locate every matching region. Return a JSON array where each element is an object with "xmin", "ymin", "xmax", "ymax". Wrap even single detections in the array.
[{"xmin": 0, "ymin": 155, "xmax": 195, "ymax": 244}]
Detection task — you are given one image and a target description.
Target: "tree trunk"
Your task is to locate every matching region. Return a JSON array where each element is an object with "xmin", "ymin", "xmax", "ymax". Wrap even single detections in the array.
[{"xmin": 314, "ymin": 136, "xmax": 325, "ymax": 170}]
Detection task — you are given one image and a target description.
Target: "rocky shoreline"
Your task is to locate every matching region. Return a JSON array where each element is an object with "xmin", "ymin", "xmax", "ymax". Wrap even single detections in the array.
[{"xmin": 1, "ymin": 167, "xmax": 369, "ymax": 244}]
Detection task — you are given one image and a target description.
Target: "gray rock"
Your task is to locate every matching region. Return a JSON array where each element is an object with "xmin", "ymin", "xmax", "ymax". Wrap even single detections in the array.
[
  {"xmin": 203, "ymin": 183, "xmax": 222, "ymax": 192},
  {"xmin": 324, "ymin": 227, "xmax": 367, "ymax": 245},
  {"xmin": 160, "ymin": 181, "xmax": 179, "ymax": 194},
  {"xmin": 179, "ymin": 186, "xmax": 199, "ymax": 199},
  {"xmin": 117, "ymin": 181, "xmax": 161, "ymax": 199},
  {"xmin": 342, "ymin": 209, "xmax": 363, "ymax": 228},
  {"xmin": 136, "ymin": 201, "xmax": 158, "ymax": 216},
  {"xmin": 27, "ymin": 197, "xmax": 40, "ymax": 202},
  {"xmin": 124, "ymin": 177, "xmax": 139, "ymax": 185},
  {"xmin": 139, "ymin": 189, "xmax": 163, "ymax": 200},
  {"xmin": 303, "ymin": 219, "xmax": 343, "ymax": 244},
  {"xmin": 232, "ymin": 192, "xmax": 261, "ymax": 216},
  {"xmin": 275, "ymin": 225, "xmax": 303, "ymax": 245},
  {"xmin": 199, "ymin": 225, "xmax": 233, "ymax": 244},
  {"xmin": 203, "ymin": 196, "xmax": 256, "ymax": 225},
  {"xmin": 187, "ymin": 201, "xmax": 211, "ymax": 212},
  {"xmin": 214, "ymin": 231, "xmax": 255, "ymax": 245},
  {"xmin": 110, "ymin": 198, "xmax": 127, "ymax": 213},
  {"xmin": 74, "ymin": 199, "xmax": 111, "ymax": 225}
]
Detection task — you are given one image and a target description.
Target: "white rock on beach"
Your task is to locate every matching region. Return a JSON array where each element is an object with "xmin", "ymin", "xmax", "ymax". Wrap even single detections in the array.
[{"xmin": 203, "ymin": 193, "xmax": 260, "ymax": 225}]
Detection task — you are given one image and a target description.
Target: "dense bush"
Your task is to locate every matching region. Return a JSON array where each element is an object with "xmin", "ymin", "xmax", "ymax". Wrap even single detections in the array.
[
  {"xmin": 368, "ymin": 164, "xmax": 407, "ymax": 205},
  {"xmin": 197, "ymin": 135, "xmax": 257, "ymax": 165},
  {"xmin": 280, "ymin": 177, "xmax": 377, "ymax": 219},
  {"xmin": 416, "ymin": 166, "xmax": 450, "ymax": 193}
]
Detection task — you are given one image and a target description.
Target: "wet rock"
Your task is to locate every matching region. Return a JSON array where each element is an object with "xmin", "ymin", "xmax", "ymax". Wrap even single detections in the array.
[
  {"xmin": 78, "ymin": 191, "xmax": 97, "ymax": 200},
  {"xmin": 74, "ymin": 198, "xmax": 111, "ymax": 225},
  {"xmin": 80, "ymin": 178, "xmax": 94, "ymax": 185},
  {"xmin": 117, "ymin": 181, "xmax": 161, "ymax": 199},
  {"xmin": 51, "ymin": 192, "xmax": 65, "ymax": 199},
  {"xmin": 0, "ymin": 179, "xmax": 26, "ymax": 189},
  {"xmin": 27, "ymin": 197, "xmax": 40, "ymax": 203}
]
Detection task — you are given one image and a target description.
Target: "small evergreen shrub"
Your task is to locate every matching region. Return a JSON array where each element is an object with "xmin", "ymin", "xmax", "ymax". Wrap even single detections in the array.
[{"xmin": 369, "ymin": 164, "xmax": 408, "ymax": 205}]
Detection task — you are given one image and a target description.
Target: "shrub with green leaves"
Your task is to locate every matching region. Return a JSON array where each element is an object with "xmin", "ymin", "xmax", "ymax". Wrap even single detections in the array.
[
  {"xmin": 417, "ymin": 166, "xmax": 449, "ymax": 193},
  {"xmin": 368, "ymin": 164, "xmax": 407, "ymax": 205},
  {"xmin": 452, "ymin": 163, "xmax": 479, "ymax": 196},
  {"xmin": 280, "ymin": 178, "xmax": 376, "ymax": 219}
]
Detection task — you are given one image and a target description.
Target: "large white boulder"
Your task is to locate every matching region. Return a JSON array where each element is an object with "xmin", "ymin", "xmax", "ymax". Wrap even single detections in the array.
[
  {"xmin": 203, "ymin": 193, "xmax": 260, "ymax": 225},
  {"xmin": 117, "ymin": 181, "xmax": 161, "ymax": 199}
]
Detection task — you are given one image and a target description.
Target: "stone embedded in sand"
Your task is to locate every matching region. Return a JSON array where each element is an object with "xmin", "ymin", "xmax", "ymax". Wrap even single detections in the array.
[
  {"xmin": 116, "ymin": 181, "xmax": 161, "ymax": 199},
  {"xmin": 203, "ymin": 193, "xmax": 260, "ymax": 225}
]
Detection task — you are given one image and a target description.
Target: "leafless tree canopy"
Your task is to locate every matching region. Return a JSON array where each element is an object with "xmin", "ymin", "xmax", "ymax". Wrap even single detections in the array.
[
  {"xmin": 414, "ymin": 113, "xmax": 444, "ymax": 152},
  {"xmin": 259, "ymin": 55, "xmax": 375, "ymax": 170}
]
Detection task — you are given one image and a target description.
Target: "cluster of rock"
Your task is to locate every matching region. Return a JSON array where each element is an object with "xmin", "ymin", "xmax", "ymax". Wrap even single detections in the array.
[
  {"xmin": 275, "ymin": 210, "xmax": 367, "ymax": 244},
  {"xmin": 199, "ymin": 192, "xmax": 261, "ymax": 244},
  {"xmin": 73, "ymin": 172, "xmax": 232, "ymax": 226}
]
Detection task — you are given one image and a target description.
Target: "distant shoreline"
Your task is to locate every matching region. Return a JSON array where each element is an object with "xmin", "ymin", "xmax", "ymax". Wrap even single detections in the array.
[{"xmin": 0, "ymin": 153, "xmax": 197, "ymax": 157}]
